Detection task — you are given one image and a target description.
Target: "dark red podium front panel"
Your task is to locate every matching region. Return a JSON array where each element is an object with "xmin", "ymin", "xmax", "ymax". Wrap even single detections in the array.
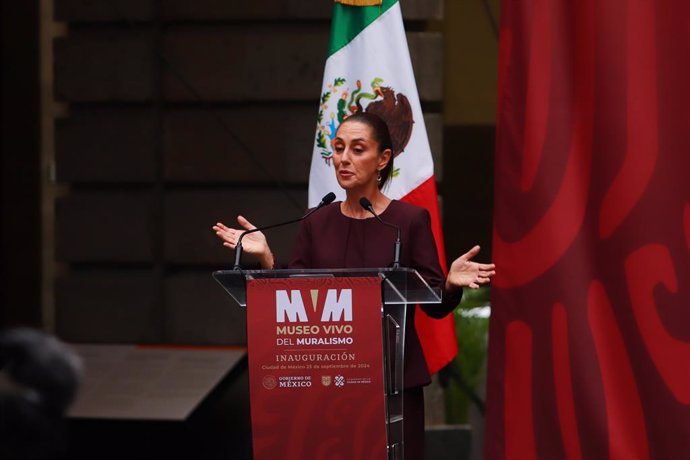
[{"xmin": 246, "ymin": 276, "xmax": 387, "ymax": 460}]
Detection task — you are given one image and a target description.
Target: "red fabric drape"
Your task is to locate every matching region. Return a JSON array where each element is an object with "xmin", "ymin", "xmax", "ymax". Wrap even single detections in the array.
[
  {"xmin": 401, "ymin": 175, "xmax": 459, "ymax": 375},
  {"xmin": 486, "ymin": 0, "xmax": 690, "ymax": 458}
]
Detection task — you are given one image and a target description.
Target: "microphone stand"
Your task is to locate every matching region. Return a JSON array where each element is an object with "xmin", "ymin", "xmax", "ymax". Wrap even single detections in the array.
[
  {"xmin": 233, "ymin": 192, "xmax": 336, "ymax": 270},
  {"xmin": 359, "ymin": 197, "xmax": 402, "ymax": 269},
  {"xmin": 233, "ymin": 216, "xmax": 303, "ymax": 270}
]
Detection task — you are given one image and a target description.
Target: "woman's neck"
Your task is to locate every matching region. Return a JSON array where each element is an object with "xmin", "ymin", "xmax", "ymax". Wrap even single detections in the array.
[{"xmin": 341, "ymin": 188, "xmax": 391, "ymax": 219}]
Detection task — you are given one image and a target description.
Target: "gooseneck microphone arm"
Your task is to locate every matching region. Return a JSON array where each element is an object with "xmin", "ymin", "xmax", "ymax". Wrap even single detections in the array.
[
  {"xmin": 359, "ymin": 197, "xmax": 402, "ymax": 269},
  {"xmin": 233, "ymin": 192, "xmax": 336, "ymax": 270}
]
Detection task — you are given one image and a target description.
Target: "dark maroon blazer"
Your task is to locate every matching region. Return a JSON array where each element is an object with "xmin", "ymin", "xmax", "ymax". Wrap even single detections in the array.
[{"xmin": 288, "ymin": 200, "xmax": 461, "ymax": 388}]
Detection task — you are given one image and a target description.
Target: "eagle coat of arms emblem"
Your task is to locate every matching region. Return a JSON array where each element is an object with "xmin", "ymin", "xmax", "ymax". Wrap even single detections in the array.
[{"xmin": 316, "ymin": 77, "xmax": 414, "ymax": 180}]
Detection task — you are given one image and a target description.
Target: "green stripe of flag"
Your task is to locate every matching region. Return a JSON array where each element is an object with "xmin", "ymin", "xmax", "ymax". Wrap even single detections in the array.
[{"xmin": 327, "ymin": 0, "xmax": 398, "ymax": 56}]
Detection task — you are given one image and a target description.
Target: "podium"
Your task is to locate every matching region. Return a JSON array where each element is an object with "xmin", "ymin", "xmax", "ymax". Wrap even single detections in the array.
[{"xmin": 213, "ymin": 268, "xmax": 441, "ymax": 460}]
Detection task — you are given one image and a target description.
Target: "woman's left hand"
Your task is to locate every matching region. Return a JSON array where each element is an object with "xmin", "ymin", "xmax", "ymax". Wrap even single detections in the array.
[{"xmin": 446, "ymin": 245, "xmax": 496, "ymax": 290}]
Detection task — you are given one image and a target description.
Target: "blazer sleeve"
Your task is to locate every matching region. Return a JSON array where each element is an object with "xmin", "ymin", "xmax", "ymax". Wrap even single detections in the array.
[{"xmin": 408, "ymin": 207, "xmax": 462, "ymax": 319}]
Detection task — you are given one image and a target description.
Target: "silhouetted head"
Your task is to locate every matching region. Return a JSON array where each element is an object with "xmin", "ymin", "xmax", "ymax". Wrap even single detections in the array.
[{"xmin": 0, "ymin": 328, "xmax": 82, "ymax": 416}]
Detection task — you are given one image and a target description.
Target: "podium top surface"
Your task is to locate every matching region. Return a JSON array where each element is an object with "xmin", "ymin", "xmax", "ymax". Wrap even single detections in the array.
[{"xmin": 212, "ymin": 267, "xmax": 442, "ymax": 307}]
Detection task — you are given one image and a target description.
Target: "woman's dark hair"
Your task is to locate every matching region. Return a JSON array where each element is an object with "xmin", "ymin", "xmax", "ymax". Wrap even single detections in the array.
[{"xmin": 338, "ymin": 111, "xmax": 394, "ymax": 190}]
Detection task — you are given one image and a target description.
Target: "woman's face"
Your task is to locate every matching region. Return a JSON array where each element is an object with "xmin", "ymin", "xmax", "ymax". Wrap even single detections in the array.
[{"xmin": 332, "ymin": 121, "xmax": 391, "ymax": 191}]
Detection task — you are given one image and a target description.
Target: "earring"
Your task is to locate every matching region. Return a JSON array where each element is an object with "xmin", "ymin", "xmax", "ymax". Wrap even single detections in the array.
[{"xmin": 377, "ymin": 171, "xmax": 382, "ymax": 182}]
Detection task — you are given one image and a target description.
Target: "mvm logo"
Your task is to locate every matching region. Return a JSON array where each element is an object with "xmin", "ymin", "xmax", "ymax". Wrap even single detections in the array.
[{"xmin": 276, "ymin": 289, "xmax": 352, "ymax": 323}]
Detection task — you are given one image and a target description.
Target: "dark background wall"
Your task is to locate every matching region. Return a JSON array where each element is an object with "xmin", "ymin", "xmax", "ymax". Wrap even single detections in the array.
[
  {"xmin": 442, "ymin": 0, "xmax": 498, "ymax": 264},
  {"xmin": 0, "ymin": 0, "xmax": 498, "ymax": 347},
  {"xmin": 0, "ymin": 2, "xmax": 497, "ymax": 457},
  {"xmin": 47, "ymin": 0, "xmax": 446, "ymax": 346},
  {"xmin": 1, "ymin": 0, "xmax": 42, "ymax": 328}
]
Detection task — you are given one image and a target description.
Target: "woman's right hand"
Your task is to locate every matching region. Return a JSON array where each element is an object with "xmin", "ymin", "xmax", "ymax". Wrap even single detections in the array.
[{"xmin": 212, "ymin": 215, "xmax": 274, "ymax": 268}]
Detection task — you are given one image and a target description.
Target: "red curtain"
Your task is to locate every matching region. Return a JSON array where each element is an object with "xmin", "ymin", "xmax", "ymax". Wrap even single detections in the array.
[{"xmin": 486, "ymin": 0, "xmax": 690, "ymax": 458}]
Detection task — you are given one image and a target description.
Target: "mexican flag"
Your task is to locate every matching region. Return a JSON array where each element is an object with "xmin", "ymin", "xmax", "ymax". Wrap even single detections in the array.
[{"xmin": 309, "ymin": 0, "xmax": 457, "ymax": 374}]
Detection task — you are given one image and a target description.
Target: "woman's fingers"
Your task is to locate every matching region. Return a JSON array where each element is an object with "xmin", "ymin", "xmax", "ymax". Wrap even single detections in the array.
[
  {"xmin": 462, "ymin": 245, "xmax": 481, "ymax": 260},
  {"xmin": 237, "ymin": 215, "xmax": 256, "ymax": 231},
  {"xmin": 214, "ymin": 226, "xmax": 231, "ymax": 236},
  {"xmin": 212, "ymin": 222, "xmax": 242, "ymax": 247},
  {"xmin": 213, "ymin": 217, "xmax": 255, "ymax": 238},
  {"xmin": 213, "ymin": 216, "xmax": 271, "ymax": 261}
]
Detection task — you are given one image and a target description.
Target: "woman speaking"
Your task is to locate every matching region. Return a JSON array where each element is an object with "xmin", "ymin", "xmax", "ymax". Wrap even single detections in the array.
[{"xmin": 213, "ymin": 111, "xmax": 495, "ymax": 459}]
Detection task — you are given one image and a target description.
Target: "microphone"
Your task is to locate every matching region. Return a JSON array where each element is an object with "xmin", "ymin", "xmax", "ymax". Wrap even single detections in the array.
[
  {"xmin": 233, "ymin": 192, "xmax": 336, "ymax": 270},
  {"xmin": 359, "ymin": 197, "xmax": 402, "ymax": 269}
]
